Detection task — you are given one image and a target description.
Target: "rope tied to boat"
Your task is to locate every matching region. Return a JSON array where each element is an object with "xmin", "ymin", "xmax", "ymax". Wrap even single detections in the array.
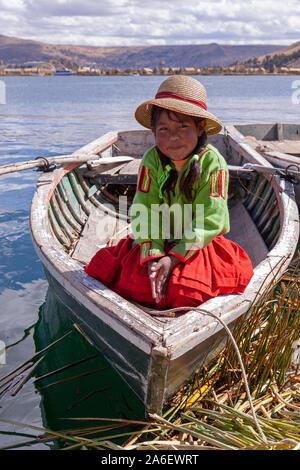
[
  {"xmin": 34, "ymin": 156, "xmax": 57, "ymax": 173},
  {"xmin": 150, "ymin": 305, "xmax": 270, "ymax": 444},
  {"xmin": 284, "ymin": 164, "xmax": 300, "ymax": 185}
]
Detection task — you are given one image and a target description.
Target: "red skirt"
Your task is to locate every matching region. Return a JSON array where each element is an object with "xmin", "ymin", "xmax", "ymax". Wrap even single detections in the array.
[{"xmin": 84, "ymin": 235, "xmax": 253, "ymax": 309}]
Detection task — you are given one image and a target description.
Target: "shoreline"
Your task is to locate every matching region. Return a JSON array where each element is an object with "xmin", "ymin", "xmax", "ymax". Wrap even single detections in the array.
[
  {"xmin": 1, "ymin": 64, "xmax": 300, "ymax": 77},
  {"xmin": 1, "ymin": 71, "xmax": 300, "ymax": 77}
]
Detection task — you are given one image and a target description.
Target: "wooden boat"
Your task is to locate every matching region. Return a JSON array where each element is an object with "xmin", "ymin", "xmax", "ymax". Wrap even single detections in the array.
[
  {"xmin": 226, "ymin": 123, "xmax": 300, "ymax": 206},
  {"xmin": 30, "ymin": 129, "xmax": 299, "ymax": 414}
]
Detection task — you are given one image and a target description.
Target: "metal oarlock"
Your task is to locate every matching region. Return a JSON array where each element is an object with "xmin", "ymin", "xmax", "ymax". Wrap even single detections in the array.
[{"xmin": 35, "ymin": 156, "xmax": 57, "ymax": 172}]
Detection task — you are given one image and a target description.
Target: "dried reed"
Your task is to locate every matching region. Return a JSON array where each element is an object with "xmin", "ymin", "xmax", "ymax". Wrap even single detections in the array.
[{"xmin": 0, "ymin": 261, "xmax": 299, "ymax": 450}]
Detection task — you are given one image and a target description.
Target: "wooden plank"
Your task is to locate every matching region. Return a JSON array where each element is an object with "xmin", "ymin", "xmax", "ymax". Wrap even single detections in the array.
[
  {"xmin": 264, "ymin": 151, "xmax": 300, "ymax": 165},
  {"xmin": 282, "ymin": 123, "xmax": 300, "ymax": 141},
  {"xmin": 82, "ymin": 156, "xmax": 134, "ymax": 177},
  {"xmin": 231, "ymin": 123, "xmax": 277, "ymax": 141},
  {"xmin": 87, "ymin": 156, "xmax": 134, "ymax": 167},
  {"xmin": 72, "ymin": 208, "xmax": 128, "ymax": 264},
  {"xmin": 86, "ymin": 158, "xmax": 141, "ymax": 184},
  {"xmin": 242, "ymin": 135, "xmax": 300, "ymax": 157},
  {"xmin": 263, "ymin": 142, "xmax": 300, "ymax": 156},
  {"xmin": 83, "ymin": 162, "xmax": 130, "ymax": 178},
  {"xmin": 165, "ymin": 326, "xmax": 227, "ymax": 399},
  {"xmin": 118, "ymin": 158, "xmax": 141, "ymax": 174},
  {"xmin": 90, "ymin": 174, "xmax": 138, "ymax": 184}
]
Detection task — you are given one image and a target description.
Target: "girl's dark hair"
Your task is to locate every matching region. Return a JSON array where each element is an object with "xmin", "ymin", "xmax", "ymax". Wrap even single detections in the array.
[{"xmin": 151, "ymin": 105, "xmax": 207, "ymax": 202}]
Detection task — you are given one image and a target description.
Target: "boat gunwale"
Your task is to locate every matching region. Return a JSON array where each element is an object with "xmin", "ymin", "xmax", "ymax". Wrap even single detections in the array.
[{"xmin": 30, "ymin": 129, "xmax": 299, "ymax": 359}]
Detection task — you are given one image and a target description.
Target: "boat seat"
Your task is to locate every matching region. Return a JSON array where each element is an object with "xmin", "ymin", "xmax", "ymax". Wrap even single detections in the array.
[
  {"xmin": 244, "ymin": 136, "xmax": 300, "ymax": 156},
  {"xmin": 72, "ymin": 208, "xmax": 130, "ymax": 264},
  {"xmin": 83, "ymin": 158, "xmax": 141, "ymax": 185},
  {"xmin": 224, "ymin": 201, "xmax": 268, "ymax": 268}
]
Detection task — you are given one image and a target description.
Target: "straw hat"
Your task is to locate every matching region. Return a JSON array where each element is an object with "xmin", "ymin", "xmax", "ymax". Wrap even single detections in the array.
[{"xmin": 135, "ymin": 75, "xmax": 222, "ymax": 135}]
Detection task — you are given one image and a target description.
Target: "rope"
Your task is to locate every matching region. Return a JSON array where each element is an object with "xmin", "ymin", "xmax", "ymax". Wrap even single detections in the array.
[
  {"xmin": 107, "ymin": 224, "xmax": 131, "ymax": 247},
  {"xmin": 34, "ymin": 156, "xmax": 56, "ymax": 172},
  {"xmin": 285, "ymin": 164, "xmax": 300, "ymax": 185},
  {"xmin": 149, "ymin": 305, "xmax": 269, "ymax": 443}
]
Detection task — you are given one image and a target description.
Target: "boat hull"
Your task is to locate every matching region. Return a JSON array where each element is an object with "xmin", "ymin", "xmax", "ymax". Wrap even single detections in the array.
[{"xmin": 43, "ymin": 267, "xmax": 152, "ymax": 405}]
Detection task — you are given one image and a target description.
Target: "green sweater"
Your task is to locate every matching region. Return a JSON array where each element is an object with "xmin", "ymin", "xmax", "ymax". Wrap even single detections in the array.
[{"xmin": 130, "ymin": 144, "xmax": 230, "ymax": 264}]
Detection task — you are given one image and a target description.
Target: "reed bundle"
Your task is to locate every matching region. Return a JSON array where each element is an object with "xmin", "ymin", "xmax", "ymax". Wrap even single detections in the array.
[{"xmin": 0, "ymin": 259, "xmax": 299, "ymax": 450}]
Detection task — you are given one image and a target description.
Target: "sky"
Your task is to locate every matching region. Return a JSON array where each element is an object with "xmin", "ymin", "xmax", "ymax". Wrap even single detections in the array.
[{"xmin": 0, "ymin": 0, "xmax": 299, "ymax": 47}]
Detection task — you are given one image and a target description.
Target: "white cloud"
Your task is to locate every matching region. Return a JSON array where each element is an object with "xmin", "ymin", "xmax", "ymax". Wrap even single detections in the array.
[
  {"xmin": 0, "ymin": 0, "xmax": 298, "ymax": 46},
  {"xmin": 0, "ymin": 0, "xmax": 25, "ymax": 11}
]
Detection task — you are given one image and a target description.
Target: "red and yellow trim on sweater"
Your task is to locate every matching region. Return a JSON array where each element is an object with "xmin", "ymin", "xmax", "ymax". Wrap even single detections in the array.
[
  {"xmin": 210, "ymin": 169, "xmax": 227, "ymax": 199},
  {"xmin": 137, "ymin": 166, "xmax": 151, "ymax": 193}
]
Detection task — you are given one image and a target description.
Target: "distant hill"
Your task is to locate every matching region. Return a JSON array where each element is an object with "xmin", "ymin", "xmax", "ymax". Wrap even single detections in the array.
[
  {"xmin": 0, "ymin": 34, "xmax": 284, "ymax": 69},
  {"xmin": 244, "ymin": 41, "xmax": 300, "ymax": 69}
]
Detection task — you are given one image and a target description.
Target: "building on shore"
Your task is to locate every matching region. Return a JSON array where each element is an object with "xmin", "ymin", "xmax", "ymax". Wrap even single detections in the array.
[
  {"xmin": 0, "ymin": 62, "xmax": 55, "ymax": 76},
  {"xmin": 0, "ymin": 59, "xmax": 299, "ymax": 76}
]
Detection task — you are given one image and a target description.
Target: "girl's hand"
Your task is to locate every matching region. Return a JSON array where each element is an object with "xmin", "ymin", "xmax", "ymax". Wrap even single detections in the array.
[{"xmin": 148, "ymin": 255, "xmax": 181, "ymax": 304}]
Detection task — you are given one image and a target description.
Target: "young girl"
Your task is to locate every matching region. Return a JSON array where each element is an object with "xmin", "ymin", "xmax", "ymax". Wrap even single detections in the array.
[{"xmin": 84, "ymin": 75, "xmax": 253, "ymax": 309}]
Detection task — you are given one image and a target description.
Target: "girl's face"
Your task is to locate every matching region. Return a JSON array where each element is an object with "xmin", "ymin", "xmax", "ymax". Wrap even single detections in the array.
[{"xmin": 153, "ymin": 110, "xmax": 205, "ymax": 162}]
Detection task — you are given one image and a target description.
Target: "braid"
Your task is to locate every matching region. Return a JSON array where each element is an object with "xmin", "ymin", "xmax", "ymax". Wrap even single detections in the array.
[
  {"xmin": 183, "ymin": 132, "xmax": 207, "ymax": 200},
  {"xmin": 159, "ymin": 153, "xmax": 178, "ymax": 205}
]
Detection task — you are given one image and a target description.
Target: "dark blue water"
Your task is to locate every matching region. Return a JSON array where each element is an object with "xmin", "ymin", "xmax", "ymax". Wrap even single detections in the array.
[{"xmin": 0, "ymin": 75, "xmax": 299, "ymax": 449}]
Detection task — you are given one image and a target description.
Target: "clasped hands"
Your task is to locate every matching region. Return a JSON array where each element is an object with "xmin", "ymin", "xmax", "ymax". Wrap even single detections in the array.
[{"xmin": 148, "ymin": 254, "xmax": 181, "ymax": 304}]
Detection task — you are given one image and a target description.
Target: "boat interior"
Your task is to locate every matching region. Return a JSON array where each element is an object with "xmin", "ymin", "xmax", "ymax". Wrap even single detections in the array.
[
  {"xmin": 47, "ymin": 130, "xmax": 284, "ymax": 316},
  {"xmin": 233, "ymin": 123, "xmax": 300, "ymax": 157}
]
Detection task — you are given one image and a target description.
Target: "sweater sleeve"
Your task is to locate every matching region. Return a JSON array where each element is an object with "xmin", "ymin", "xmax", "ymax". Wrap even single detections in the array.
[
  {"xmin": 169, "ymin": 148, "xmax": 230, "ymax": 262},
  {"xmin": 129, "ymin": 147, "xmax": 166, "ymax": 265}
]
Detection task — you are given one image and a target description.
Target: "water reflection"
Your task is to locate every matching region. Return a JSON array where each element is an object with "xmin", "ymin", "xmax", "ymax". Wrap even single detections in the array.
[
  {"xmin": 0, "ymin": 279, "xmax": 48, "ymax": 449},
  {"xmin": 33, "ymin": 288, "xmax": 145, "ymax": 446},
  {"xmin": 0, "ymin": 279, "xmax": 48, "ymax": 348}
]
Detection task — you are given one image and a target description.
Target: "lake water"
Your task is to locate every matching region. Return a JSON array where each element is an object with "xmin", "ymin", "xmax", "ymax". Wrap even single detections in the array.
[{"xmin": 0, "ymin": 75, "xmax": 299, "ymax": 449}]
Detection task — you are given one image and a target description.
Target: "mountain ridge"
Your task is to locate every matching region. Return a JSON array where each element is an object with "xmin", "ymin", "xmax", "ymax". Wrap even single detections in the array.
[
  {"xmin": 246, "ymin": 41, "xmax": 300, "ymax": 68},
  {"xmin": 0, "ymin": 34, "xmax": 285, "ymax": 69}
]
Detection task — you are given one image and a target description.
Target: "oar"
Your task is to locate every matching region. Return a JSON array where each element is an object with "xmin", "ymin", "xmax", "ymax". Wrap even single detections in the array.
[
  {"xmin": 0, "ymin": 155, "xmax": 133, "ymax": 176},
  {"xmin": 228, "ymin": 163, "xmax": 300, "ymax": 184},
  {"xmin": 263, "ymin": 151, "xmax": 300, "ymax": 165}
]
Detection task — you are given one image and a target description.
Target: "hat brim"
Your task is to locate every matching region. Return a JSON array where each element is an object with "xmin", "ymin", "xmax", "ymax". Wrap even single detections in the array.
[{"xmin": 135, "ymin": 98, "xmax": 222, "ymax": 136}]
